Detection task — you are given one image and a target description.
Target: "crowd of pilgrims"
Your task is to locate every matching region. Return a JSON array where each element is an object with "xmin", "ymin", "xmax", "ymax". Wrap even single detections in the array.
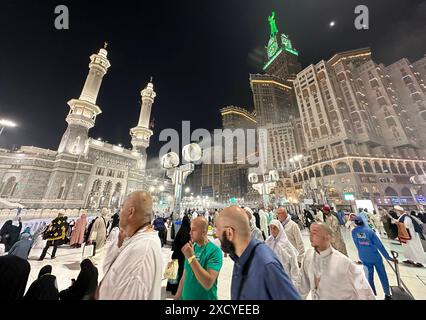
[{"xmin": 0, "ymin": 190, "xmax": 425, "ymax": 301}]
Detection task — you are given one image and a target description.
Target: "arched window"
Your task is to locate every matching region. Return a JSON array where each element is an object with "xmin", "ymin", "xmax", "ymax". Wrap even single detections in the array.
[
  {"xmin": 415, "ymin": 163, "xmax": 423, "ymax": 175},
  {"xmin": 10, "ymin": 183, "xmax": 19, "ymax": 197},
  {"xmin": 352, "ymin": 160, "xmax": 363, "ymax": 173},
  {"xmin": 398, "ymin": 163, "xmax": 407, "ymax": 175},
  {"xmin": 91, "ymin": 180, "xmax": 102, "ymax": 193},
  {"xmin": 293, "ymin": 175, "xmax": 298, "ymax": 183},
  {"xmin": 104, "ymin": 181, "xmax": 113, "ymax": 195},
  {"xmin": 323, "ymin": 165, "xmax": 335, "ymax": 176},
  {"xmin": 111, "ymin": 182, "xmax": 123, "ymax": 208},
  {"xmin": 335, "ymin": 162, "xmax": 351, "ymax": 174},
  {"xmin": 390, "ymin": 162, "xmax": 399, "ymax": 174},
  {"xmin": 57, "ymin": 180, "xmax": 68, "ymax": 200},
  {"xmin": 361, "ymin": 186, "xmax": 370, "ymax": 195},
  {"xmin": 315, "ymin": 168, "xmax": 321, "ymax": 177},
  {"xmin": 363, "ymin": 161, "xmax": 373, "ymax": 173},
  {"xmin": 114, "ymin": 182, "xmax": 122, "ymax": 193},
  {"xmin": 1, "ymin": 177, "xmax": 16, "ymax": 197},
  {"xmin": 309, "ymin": 169, "xmax": 315, "ymax": 178},
  {"xmin": 384, "ymin": 187, "xmax": 398, "ymax": 197},
  {"xmin": 303, "ymin": 171, "xmax": 309, "ymax": 181},
  {"xmin": 298, "ymin": 173, "xmax": 303, "ymax": 182},
  {"xmin": 374, "ymin": 161, "xmax": 383, "ymax": 173},
  {"xmin": 406, "ymin": 163, "xmax": 416, "ymax": 175},
  {"xmin": 401, "ymin": 187, "xmax": 412, "ymax": 197},
  {"xmin": 382, "ymin": 162, "xmax": 390, "ymax": 173}
]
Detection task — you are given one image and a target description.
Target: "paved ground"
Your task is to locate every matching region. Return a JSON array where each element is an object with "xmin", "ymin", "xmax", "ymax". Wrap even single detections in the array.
[{"xmin": 24, "ymin": 227, "xmax": 426, "ymax": 300}]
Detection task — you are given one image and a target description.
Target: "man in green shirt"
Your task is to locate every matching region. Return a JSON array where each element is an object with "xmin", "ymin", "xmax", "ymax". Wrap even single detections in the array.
[{"xmin": 175, "ymin": 217, "xmax": 223, "ymax": 300}]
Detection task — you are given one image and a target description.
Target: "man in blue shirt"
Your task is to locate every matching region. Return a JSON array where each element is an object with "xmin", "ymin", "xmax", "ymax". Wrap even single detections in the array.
[
  {"xmin": 336, "ymin": 209, "xmax": 346, "ymax": 226},
  {"xmin": 215, "ymin": 206, "xmax": 300, "ymax": 300},
  {"xmin": 352, "ymin": 216, "xmax": 394, "ymax": 299}
]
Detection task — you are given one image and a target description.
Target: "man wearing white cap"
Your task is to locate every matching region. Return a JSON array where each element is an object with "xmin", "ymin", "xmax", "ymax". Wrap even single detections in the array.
[{"xmin": 393, "ymin": 205, "xmax": 426, "ymax": 267}]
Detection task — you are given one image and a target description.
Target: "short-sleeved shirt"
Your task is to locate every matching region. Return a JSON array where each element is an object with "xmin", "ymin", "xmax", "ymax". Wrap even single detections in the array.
[{"xmin": 182, "ymin": 241, "xmax": 223, "ymax": 300}]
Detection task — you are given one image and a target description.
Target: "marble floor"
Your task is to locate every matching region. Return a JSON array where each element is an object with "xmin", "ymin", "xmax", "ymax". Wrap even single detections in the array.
[{"xmin": 23, "ymin": 227, "xmax": 426, "ymax": 300}]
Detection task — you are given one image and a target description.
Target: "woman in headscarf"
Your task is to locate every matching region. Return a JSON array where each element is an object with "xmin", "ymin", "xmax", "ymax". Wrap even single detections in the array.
[
  {"xmin": 166, "ymin": 215, "xmax": 191, "ymax": 295},
  {"xmin": 70, "ymin": 213, "xmax": 87, "ymax": 248},
  {"xmin": 265, "ymin": 220, "xmax": 300, "ymax": 285},
  {"xmin": 8, "ymin": 233, "xmax": 33, "ymax": 260},
  {"xmin": 0, "ymin": 255, "xmax": 31, "ymax": 300},
  {"xmin": 20, "ymin": 227, "xmax": 32, "ymax": 239},
  {"xmin": 59, "ymin": 258, "xmax": 98, "ymax": 300},
  {"xmin": 23, "ymin": 265, "xmax": 59, "ymax": 300},
  {"xmin": 0, "ymin": 218, "xmax": 22, "ymax": 252}
]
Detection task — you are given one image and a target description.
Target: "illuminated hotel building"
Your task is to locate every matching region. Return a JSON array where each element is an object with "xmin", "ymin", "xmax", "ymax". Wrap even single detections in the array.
[
  {"xmin": 291, "ymin": 48, "xmax": 426, "ymax": 210},
  {"xmin": 200, "ymin": 106, "xmax": 258, "ymax": 203},
  {"xmin": 250, "ymin": 74, "xmax": 298, "ymax": 127}
]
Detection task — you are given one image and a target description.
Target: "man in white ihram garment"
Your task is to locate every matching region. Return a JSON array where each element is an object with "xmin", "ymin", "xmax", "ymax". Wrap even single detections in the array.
[
  {"xmin": 259, "ymin": 207, "xmax": 269, "ymax": 239},
  {"xmin": 393, "ymin": 205, "xmax": 426, "ymax": 267},
  {"xmin": 277, "ymin": 207, "xmax": 305, "ymax": 265},
  {"xmin": 296, "ymin": 222, "xmax": 375, "ymax": 300},
  {"xmin": 97, "ymin": 191, "xmax": 163, "ymax": 300}
]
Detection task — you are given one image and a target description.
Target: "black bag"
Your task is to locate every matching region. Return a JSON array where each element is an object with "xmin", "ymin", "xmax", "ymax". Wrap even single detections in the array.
[{"xmin": 386, "ymin": 251, "xmax": 415, "ymax": 300}]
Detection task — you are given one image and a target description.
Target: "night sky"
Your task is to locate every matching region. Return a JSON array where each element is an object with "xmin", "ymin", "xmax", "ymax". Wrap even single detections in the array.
[{"xmin": 0, "ymin": 0, "xmax": 425, "ymax": 166}]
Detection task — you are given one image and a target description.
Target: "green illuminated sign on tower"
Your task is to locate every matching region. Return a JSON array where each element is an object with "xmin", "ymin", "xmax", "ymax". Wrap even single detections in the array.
[
  {"xmin": 281, "ymin": 34, "xmax": 299, "ymax": 56},
  {"xmin": 264, "ymin": 11, "xmax": 299, "ymax": 70}
]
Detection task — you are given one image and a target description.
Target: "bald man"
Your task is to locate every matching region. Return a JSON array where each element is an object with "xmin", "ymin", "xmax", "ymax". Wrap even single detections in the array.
[
  {"xmin": 277, "ymin": 207, "xmax": 305, "ymax": 264},
  {"xmin": 215, "ymin": 206, "xmax": 300, "ymax": 300},
  {"xmin": 98, "ymin": 191, "xmax": 163, "ymax": 300},
  {"xmin": 296, "ymin": 222, "xmax": 375, "ymax": 300},
  {"xmin": 175, "ymin": 217, "xmax": 223, "ymax": 300}
]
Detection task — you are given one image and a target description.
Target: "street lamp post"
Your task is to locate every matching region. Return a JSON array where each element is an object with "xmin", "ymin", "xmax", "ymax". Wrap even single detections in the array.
[
  {"xmin": 161, "ymin": 143, "xmax": 202, "ymax": 220},
  {"xmin": 248, "ymin": 170, "xmax": 279, "ymax": 207},
  {"xmin": 0, "ymin": 119, "xmax": 17, "ymax": 137},
  {"xmin": 289, "ymin": 154, "xmax": 303, "ymax": 171}
]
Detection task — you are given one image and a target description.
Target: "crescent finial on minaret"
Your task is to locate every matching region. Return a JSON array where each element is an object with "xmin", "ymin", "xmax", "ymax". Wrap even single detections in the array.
[
  {"xmin": 104, "ymin": 41, "xmax": 108, "ymax": 49},
  {"xmin": 150, "ymin": 76, "xmax": 153, "ymax": 83}
]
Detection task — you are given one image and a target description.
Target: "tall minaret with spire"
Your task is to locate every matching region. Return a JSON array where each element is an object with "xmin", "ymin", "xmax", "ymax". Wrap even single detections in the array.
[
  {"xmin": 130, "ymin": 78, "xmax": 156, "ymax": 168},
  {"xmin": 58, "ymin": 44, "xmax": 111, "ymax": 155}
]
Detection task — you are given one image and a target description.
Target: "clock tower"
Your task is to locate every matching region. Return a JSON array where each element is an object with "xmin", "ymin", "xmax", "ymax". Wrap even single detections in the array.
[{"xmin": 264, "ymin": 12, "xmax": 301, "ymax": 81}]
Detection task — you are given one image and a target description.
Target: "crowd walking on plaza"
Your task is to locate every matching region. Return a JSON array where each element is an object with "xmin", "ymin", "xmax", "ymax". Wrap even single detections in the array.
[{"xmin": 1, "ymin": 189, "xmax": 426, "ymax": 301}]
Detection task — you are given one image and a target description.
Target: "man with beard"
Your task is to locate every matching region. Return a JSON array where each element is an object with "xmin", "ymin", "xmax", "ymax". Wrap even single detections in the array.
[{"xmin": 215, "ymin": 206, "xmax": 300, "ymax": 300}]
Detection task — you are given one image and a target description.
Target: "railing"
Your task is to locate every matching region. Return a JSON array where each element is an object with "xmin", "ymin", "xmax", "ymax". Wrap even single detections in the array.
[{"xmin": 0, "ymin": 208, "xmax": 100, "ymax": 222}]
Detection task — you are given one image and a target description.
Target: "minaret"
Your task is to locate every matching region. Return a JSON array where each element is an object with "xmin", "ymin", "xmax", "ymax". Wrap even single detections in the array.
[
  {"xmin": 58, "ymin": 44, "xmax": 111, "ymax": 155},
  {"xmin": 130, "ymin": 79, "xmax": 156, "ymax": 168}
]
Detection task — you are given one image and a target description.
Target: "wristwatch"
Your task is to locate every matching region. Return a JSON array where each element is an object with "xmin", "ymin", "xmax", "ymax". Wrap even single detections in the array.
[{"xmin": 188, "ymin": 255, "xmax": 196, "ymax": 264}]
